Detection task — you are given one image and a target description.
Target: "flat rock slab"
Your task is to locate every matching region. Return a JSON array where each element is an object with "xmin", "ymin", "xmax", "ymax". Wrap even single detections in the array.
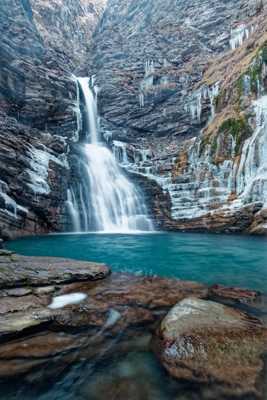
[
  {"xmin": 209, "ymin": 284, "xmax": 261, "ymax": 304},
  {"xmin": 154, "ymin": 298, "xmax": 267, "ymax": 399},
  {"xmin": 0, "ymin": 252, "xmax": 265, "ymax": 394},
  {"xmin": 0, "ymin": 254, "xmax": 110, "ymax": 288},
  {"xmin": 0, "ymin": 270, "xmax": 208, "ymax": 377},
  {"xmin": 0, "ymin": 273, "xmax": 207, "ymax": 338}
]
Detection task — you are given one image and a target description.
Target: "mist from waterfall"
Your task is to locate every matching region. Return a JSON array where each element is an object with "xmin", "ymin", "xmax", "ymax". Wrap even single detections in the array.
[{"xmin": 67, "ymin": 77, "xmax": 153, "ymax": 233}]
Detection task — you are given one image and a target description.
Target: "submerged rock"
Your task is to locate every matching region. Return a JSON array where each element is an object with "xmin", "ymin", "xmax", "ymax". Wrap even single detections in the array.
[
  {"xmin": 0, "ymin": 254, "xmax": 207, "ymax": 378},
  {"xmin": 209, "ymin": 284, "xmax": 261, "ymax": 304},
  {"xmin": 154, "ymin": 298, "xmax": 267, "ymax": 399},
  {"xmin": 0, "ymin": 252, "xmax": 265, "ymax": 400}
]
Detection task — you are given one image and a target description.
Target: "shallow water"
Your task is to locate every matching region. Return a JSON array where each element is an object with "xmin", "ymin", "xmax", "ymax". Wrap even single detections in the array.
[
  {"xmin": 4, "ymin": 232, "xmax": 267, "ymax": 400},
  {"xmin": 7, "ymin": 232, "xmax": 267, "ymax": 291},
  {"xmin": 0, "ymin": 345, "xmax": 197, "ymax": 400}
]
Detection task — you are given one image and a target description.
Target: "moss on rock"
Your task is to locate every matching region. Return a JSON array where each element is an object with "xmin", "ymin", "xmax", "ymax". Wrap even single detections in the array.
[
  {"xmin": 219, "ymin": 117, "xmax": 252, "ymax": 154},
  {"xmin": 262, "ymin": 45, "xmax": 267, "ymax": 63}
]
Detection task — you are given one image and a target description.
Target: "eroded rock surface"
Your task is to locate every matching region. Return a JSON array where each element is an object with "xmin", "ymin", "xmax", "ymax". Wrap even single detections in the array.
[
  {"xmin": 0, "ymin": 0, "xmax": 105, "ymax": 239},
  {"xmin": 0, "ymin": 251, "xmax": 265, "ymax": 400},
  {"xmin": 1, "ymin": 0, "xmax": 267, "ymax": 236},
  {"xmin": 0, "ymin": 252, "xmax": 207, "ymax": 378},
  {"xmin": 0, "ymin": 253, "xmax": 110, "ymax": 289},
  {"xmin": 154, "ymin": 298, "xmax": 267, "ymax": 399}
]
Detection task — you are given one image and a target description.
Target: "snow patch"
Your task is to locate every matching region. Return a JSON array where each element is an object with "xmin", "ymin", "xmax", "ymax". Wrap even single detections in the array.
[{"xmin": 48, "ymin": 293, "xmax": 87, "ymax": 309}]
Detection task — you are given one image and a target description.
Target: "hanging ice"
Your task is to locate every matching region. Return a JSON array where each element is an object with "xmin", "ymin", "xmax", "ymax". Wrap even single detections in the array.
[
  {"xmin": 229, "ymin": 24, "xmax": 254, "ymax": 50},
  {"xmin": 236, "ymin": 95, "xmax": 267, "ymax": 205},
  {"xmin": 186, "ymin": 82, "xmax": 220, "ymax": 122}
]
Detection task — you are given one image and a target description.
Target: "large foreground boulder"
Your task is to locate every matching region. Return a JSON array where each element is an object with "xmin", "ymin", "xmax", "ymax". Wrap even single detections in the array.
[{"xmin": 154, "ymin": 298, "xmax": 267, "ymax": 399}]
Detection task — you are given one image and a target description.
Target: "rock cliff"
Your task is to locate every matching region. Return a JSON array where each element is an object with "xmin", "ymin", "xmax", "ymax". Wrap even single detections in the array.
[
  {"xmin": 0, "ymin": 0, "xmax": 106, "ymax": 238},
  {"xmin": 92, "ymin": 0, "xmax": 261, "ymax": 145},
  {"xmin": 99, "ymin": 0, "xmax": 267, "ymax": 234},
  {"xmin": 1, "ymin": 0, "xmax": 267, "ymax": 236}
]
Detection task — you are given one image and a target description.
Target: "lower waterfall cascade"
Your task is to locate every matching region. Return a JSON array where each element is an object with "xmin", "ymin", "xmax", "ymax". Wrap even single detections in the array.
[{"xmin": 66, "ymin": 77, "xmax": 153, "ymax": 233}]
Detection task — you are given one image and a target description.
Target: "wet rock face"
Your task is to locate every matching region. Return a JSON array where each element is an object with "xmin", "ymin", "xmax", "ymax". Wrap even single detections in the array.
[
  {"xmin": 0, "ymin": 252, "xmax": 110, "ymax": 289},
  {"xmin": 87, "ymin": 0, "xmax": 267, "ymax": 234},
  {"xmin": 154, "ymin": 298, "xmax": 267, "ymax": 399},
  {"xmin": 92, "ymin": 0, "xmax": 257, "ymax": 146},
  {"xmin": 0, "ymin": 0, "xmax": 105, "ymax": 238}
]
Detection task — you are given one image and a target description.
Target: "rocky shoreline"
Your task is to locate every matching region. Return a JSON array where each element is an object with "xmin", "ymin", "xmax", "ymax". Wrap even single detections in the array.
[{"xmin": 0, "ymin": 250, "xmax": 266, "ymax": 399}]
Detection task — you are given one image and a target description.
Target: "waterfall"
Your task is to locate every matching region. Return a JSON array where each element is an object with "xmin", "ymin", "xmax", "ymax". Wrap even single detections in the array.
[
  {"xmin": 67, "ymin": 77, "xmax": 153, "ymax": 233},
  {"xmin": 78, "ymin": 77, "xmax": 98, "ymax": 143}
]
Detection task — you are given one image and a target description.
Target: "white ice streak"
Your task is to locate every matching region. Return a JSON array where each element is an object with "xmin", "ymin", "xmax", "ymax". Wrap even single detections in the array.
[{"xmin": 48, "ymin": 293, "xmax": 87, "ymax": 309}]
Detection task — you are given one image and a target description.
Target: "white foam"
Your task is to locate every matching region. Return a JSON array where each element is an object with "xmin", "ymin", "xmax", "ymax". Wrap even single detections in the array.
[
  {"xmin": 68, "ymin": 77, "xmax": 153, "ymax": 233},
  {"xmin": 48, "ymin": 293, "xmax": 87, "ymax": 309}
]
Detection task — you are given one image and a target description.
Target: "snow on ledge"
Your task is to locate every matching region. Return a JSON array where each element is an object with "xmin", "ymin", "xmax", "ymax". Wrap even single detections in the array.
[{"xmin": 48, "ymin": 293, "xmax": 87, "ymax": 309}]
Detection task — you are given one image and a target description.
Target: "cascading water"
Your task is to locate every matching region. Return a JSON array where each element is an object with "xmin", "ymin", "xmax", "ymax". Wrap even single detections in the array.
[
  {"xmin": 78, "ymin": 78, "xmax": 98, "ymax": 143},
  {"xmin": 67, "ymin": 77, "xmax": 153, "ymax": 233}
]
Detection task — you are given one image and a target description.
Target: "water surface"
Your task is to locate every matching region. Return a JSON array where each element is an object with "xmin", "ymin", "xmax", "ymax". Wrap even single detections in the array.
[{"xmin": 7, "ymin": 232, "xmax": 267, "ymax": 291}]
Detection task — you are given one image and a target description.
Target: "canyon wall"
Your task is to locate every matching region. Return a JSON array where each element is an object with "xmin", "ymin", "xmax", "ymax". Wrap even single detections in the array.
[
  {"xmin": 92, "ymin": 0, "xmax": 261, "ymax": 149},
  {"xmin": 1, "ymin": 0, "xmax": 267, "ymax": 237},
  {"xmin": 94, "ymin": 0, "xmax": 267, "ymax": 234},
  {"xmin": 0, "ymin": 0, "xmax": 106, "ymax": 238}
]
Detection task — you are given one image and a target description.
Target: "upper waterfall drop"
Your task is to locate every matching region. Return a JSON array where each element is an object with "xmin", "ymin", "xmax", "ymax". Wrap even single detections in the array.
[
  {"xmin": 67, "ymin": 77, "xmax": 153, "ymax": 233},
  {"xmin": 78, "ymin": 77, "xmax": 98, "ymax": 144}
]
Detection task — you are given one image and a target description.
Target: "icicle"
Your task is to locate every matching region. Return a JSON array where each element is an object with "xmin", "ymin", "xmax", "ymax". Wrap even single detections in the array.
[
  {"xmin": 139, "ymin": 92, "xmax": 145, "ymax": 108},
  {"xmin": 0, "ymin": 179, "xmax": 28, "ymax": 218},
  {"xmin": 229, "ymin": 24, "xmax": 254, "ymax": 50},
  {"xmin": 208, "ymin": 82, "xmax": 220, "ymax": 119}
]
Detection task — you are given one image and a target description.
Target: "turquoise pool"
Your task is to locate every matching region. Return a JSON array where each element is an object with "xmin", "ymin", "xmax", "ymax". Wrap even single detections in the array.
[{"xmin": 7, "ymin": 232, "xmax": 267, "ymax": 292}]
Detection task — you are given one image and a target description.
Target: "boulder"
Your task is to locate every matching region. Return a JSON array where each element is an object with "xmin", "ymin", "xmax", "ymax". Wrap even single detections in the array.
[{"xmin": 154, "ymin": 298, "xmax": 267, "ymax": 399}]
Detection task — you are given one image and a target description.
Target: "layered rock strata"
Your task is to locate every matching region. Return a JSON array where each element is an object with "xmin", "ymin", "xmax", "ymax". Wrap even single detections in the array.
[
  {"xmin": 0, "ymin": 0, "xmax": 106, "ymax": 238},
  {"xmin": 2, "ymin": 0, "xmax": 267, "ymax": 236},
  {"xmin": 0, "ymin": 251, "xmax": 266, "ymax": 399},
  {"xmin": 109, "ymin": 4, "xmax": 267, "ymax": 234}
]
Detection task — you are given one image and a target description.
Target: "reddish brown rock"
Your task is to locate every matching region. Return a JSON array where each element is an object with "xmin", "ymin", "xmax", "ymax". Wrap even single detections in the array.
[
  {"xmin": 0, "ymin": 254, "xmax": 110, "ymax": 289},
  {"xmin": 0, "ymin": 254, "xmax": 208, "ymax": 378},
  {"xmin": 0, "ymin": 252, "xmax": 265, "ymax": 399},
  {"xmin": 154, "ymin": 298, "xmax": 267, "ymax": 399},
  {"xmin": 209, "ymin": 284, "xmax": 261, "ymax": 304}
]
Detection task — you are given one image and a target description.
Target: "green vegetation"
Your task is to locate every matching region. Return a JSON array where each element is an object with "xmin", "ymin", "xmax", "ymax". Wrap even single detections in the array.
[
  {"xmin": 262, "ymin": 45, "xmax": 267, "ymax": 63},
  {"xmin": 219, "ymin": 117, "xmax": 252, "ymax": 154},
  {"xmin": 235, "ymin": 42, "xmax": 267, "ymax": 98},
  {"xmin": 199, "ymin": 135, "xmax": 211, "ymax": 156},
  {"xmin": 236, "ymin": 76, "xmax": 244, "ymax": 99},
  {"xmin": 249, "ymin": 60, "xmax": 262, "ymax": 94},
  {"xmin": 236, "ymin": 60, "xmax": 262, "ymax": 98},
  {"xmin": 210, "ymin": 136, "xmax": 218, "ymax": 157}
]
